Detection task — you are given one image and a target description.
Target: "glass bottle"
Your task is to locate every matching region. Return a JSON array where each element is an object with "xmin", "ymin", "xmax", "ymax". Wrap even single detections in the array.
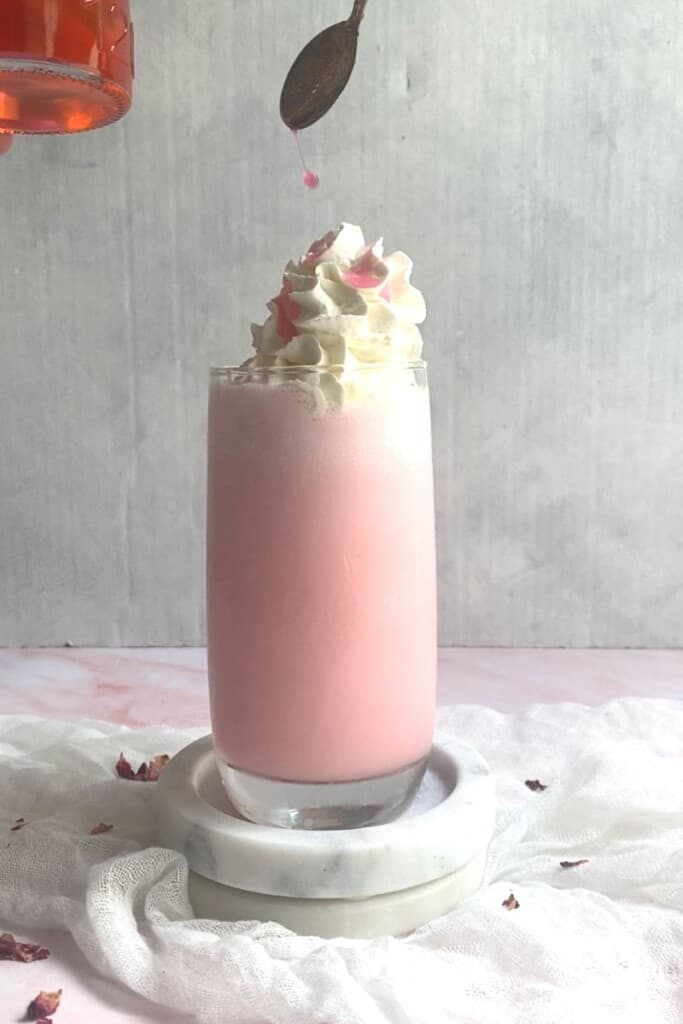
[{"xmin": 0, "ymin": 0, "xmax": 133, "ymax": 137}]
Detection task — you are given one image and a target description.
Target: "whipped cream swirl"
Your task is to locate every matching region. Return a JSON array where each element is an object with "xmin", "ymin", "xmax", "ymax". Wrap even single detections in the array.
[{"xmin": 243, "ymin": 225, "xmax": 425, "ymax": 408}]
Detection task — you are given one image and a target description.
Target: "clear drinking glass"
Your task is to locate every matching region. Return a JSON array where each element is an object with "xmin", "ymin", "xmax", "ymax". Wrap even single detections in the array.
[{"xmin": 207, "ymin": 361, "xmax": 437, "ymax": 829}]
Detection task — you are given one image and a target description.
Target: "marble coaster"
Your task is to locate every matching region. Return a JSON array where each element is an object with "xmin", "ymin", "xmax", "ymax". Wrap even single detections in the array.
[
  {"xmin": 157, "ymin": 736, "xmax": 495, "ymax": 936},
  {"xmin": 187, "ymin": 849, "xmax": 489, "ymax": 939}
]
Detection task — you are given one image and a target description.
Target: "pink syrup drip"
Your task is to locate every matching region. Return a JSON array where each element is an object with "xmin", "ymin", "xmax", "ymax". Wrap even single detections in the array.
[
  {"xmin": 271, "ymin": 279, "xmax": 301, "ymax": 341},
  {"xmin": 292, "ymin": 131, "xmax": 319, "ymax": 189},
  {"xmin": 305, "ymin": 228, "xmax": 338, "ymax": 264},
  {"xmin": 344, "ymin": 269, "xmax": 382, "ymax": 289},
  {"xmin": 342, "ymin": 244, "xmax": 389, "ymax": 291}
]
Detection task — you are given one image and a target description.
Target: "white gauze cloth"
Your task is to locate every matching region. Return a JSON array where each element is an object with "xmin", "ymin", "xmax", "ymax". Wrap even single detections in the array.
[{"xmin": 0, "ymin": 700, "xmax": 682, "ymax": 1024}]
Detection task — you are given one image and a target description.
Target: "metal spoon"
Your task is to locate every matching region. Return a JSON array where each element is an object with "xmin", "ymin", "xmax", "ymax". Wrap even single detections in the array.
[{"xmin": 280, "ymin": 0, "xmax": 369, "ymax": 131}]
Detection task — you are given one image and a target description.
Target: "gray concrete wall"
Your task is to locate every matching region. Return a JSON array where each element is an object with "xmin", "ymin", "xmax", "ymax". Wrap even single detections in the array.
[{"xmin": 1, "ymin": 0, "xmax": 682, "ymax": 647}]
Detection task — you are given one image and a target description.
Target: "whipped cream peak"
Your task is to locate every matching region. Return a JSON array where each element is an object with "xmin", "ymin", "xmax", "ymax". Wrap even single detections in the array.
[
  {"xmin": 242, "ymin": 224, "xmax": 426, "ymax": 410},
  {"xmin": 249, "ymin": 224, "xmax": 426, "ymax": 370}
]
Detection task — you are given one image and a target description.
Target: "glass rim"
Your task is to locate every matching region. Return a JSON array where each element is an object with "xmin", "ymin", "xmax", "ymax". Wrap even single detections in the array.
[{"xmin": 210, "ymin": 359, "xmax": 427, "ymax": 377}]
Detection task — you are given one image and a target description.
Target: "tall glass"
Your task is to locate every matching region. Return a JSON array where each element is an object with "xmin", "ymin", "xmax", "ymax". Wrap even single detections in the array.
[{"xmin": 207, "ymin": 362, "xmax": 437, "ymax": 829}]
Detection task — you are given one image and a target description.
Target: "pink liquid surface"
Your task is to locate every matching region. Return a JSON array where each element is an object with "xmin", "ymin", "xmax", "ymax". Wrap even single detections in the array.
[{"xmin": 207, "ymin": 376, "xmax": 437, "ymax": 783}]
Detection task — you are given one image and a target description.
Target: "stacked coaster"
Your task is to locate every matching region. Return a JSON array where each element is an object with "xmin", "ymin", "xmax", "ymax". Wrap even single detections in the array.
[{"xmin": 157, "ymin": 736, "xmax": 495, "ymax": 939}]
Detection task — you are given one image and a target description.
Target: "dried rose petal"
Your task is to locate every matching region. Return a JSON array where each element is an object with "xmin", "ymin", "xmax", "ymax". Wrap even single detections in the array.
[
  {"xmin": 560, "ymin": 858, "xmax": 589, "ymax": 869},
  {"xmin": 524, "ymin": 779, "xmax": 548, "ymax": 792},
  {"xmin": 117, "ymin": 752, "xmax": 170, "ymax": 782},
  {"xmin": 27, "ymin": 988, "xmax": 62, "ymax": 1019},
  {"xmin": 10, "ymin": 817, "xmax": 25, "ymax": 831},
  {"xmin": 115, "ymin": 753, "xmax": 136, "ymax": 780},
  {"xmin": 90, "ymin": 822, "xmax": 114, "ymax": 835},
  {"xmin": 0, "ymin": 932, "xmax": 50, "ymax": 962},
  {"xmin": 144, "ymin": 753, "xmax": 170, "ymax": 781},
  {"xmin": 502, "ymin": 893, "xmax": 520, "ymax": 910}
]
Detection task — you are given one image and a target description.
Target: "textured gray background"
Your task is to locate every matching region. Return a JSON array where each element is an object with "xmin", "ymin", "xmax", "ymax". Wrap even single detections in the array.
[{"xmin": 1, "ymin": 0, "xmax": 682, "ymax": 647}]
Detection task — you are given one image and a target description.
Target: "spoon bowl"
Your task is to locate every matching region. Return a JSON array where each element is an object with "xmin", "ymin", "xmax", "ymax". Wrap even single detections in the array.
[{"xmin": 280, "ymin": 0, "xmax": 368, "ymax": 131}]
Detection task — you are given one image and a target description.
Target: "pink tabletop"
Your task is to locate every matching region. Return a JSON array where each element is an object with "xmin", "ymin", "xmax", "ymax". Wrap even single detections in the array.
[{"xmin": 1, "ymin": 646, "xmax": 681, "ymax": 1022}]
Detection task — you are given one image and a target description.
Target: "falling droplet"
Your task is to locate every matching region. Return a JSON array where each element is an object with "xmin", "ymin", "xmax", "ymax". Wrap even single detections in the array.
[
  {"xmin": 0, "ymin": 134, "xmax": 14, "ymax": 156},
  {"xmin": 293, "ymin": 130, "xmax": 319, "ymax": 190}
]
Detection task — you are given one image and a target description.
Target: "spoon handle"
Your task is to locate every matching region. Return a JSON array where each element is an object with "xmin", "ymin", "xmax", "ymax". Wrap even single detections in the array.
[{"xmin": 349, "ymin": 0, "xmax": 369, "ymax": 28}]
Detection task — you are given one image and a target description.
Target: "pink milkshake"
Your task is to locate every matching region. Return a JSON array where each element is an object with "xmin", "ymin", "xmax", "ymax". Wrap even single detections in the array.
[{"xmin": 207, "ymin": 225, "xmax": 437, "ymax": 828}]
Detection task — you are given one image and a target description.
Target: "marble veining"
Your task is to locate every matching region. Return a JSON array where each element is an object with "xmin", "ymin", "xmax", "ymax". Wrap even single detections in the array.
[
  {"xmin": 183, "ymin": 825, "xmax": 218, "ymax": 881},
  {"xmin": 187, "ymin": 850, "xmax": 490, "ymax": 940}
]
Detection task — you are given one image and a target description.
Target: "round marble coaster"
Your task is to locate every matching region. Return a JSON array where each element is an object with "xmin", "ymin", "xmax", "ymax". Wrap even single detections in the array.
[
  {"xmin": 187, "ymin": 849, "xmax": 489, "ymax": 939},
  {"xmin": 157, "ymin": 737, "xmax": 495, "ymax": 905}
]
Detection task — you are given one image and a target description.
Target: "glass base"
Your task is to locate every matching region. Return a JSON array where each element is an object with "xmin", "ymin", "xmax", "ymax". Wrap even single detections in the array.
[
  {"xmin": 0, "ymin": 59, "xmax": 130, "ymax": 133},
  {"xmin": 218, "ymin": 756, "xmax": 429, "ymax": 830}
]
